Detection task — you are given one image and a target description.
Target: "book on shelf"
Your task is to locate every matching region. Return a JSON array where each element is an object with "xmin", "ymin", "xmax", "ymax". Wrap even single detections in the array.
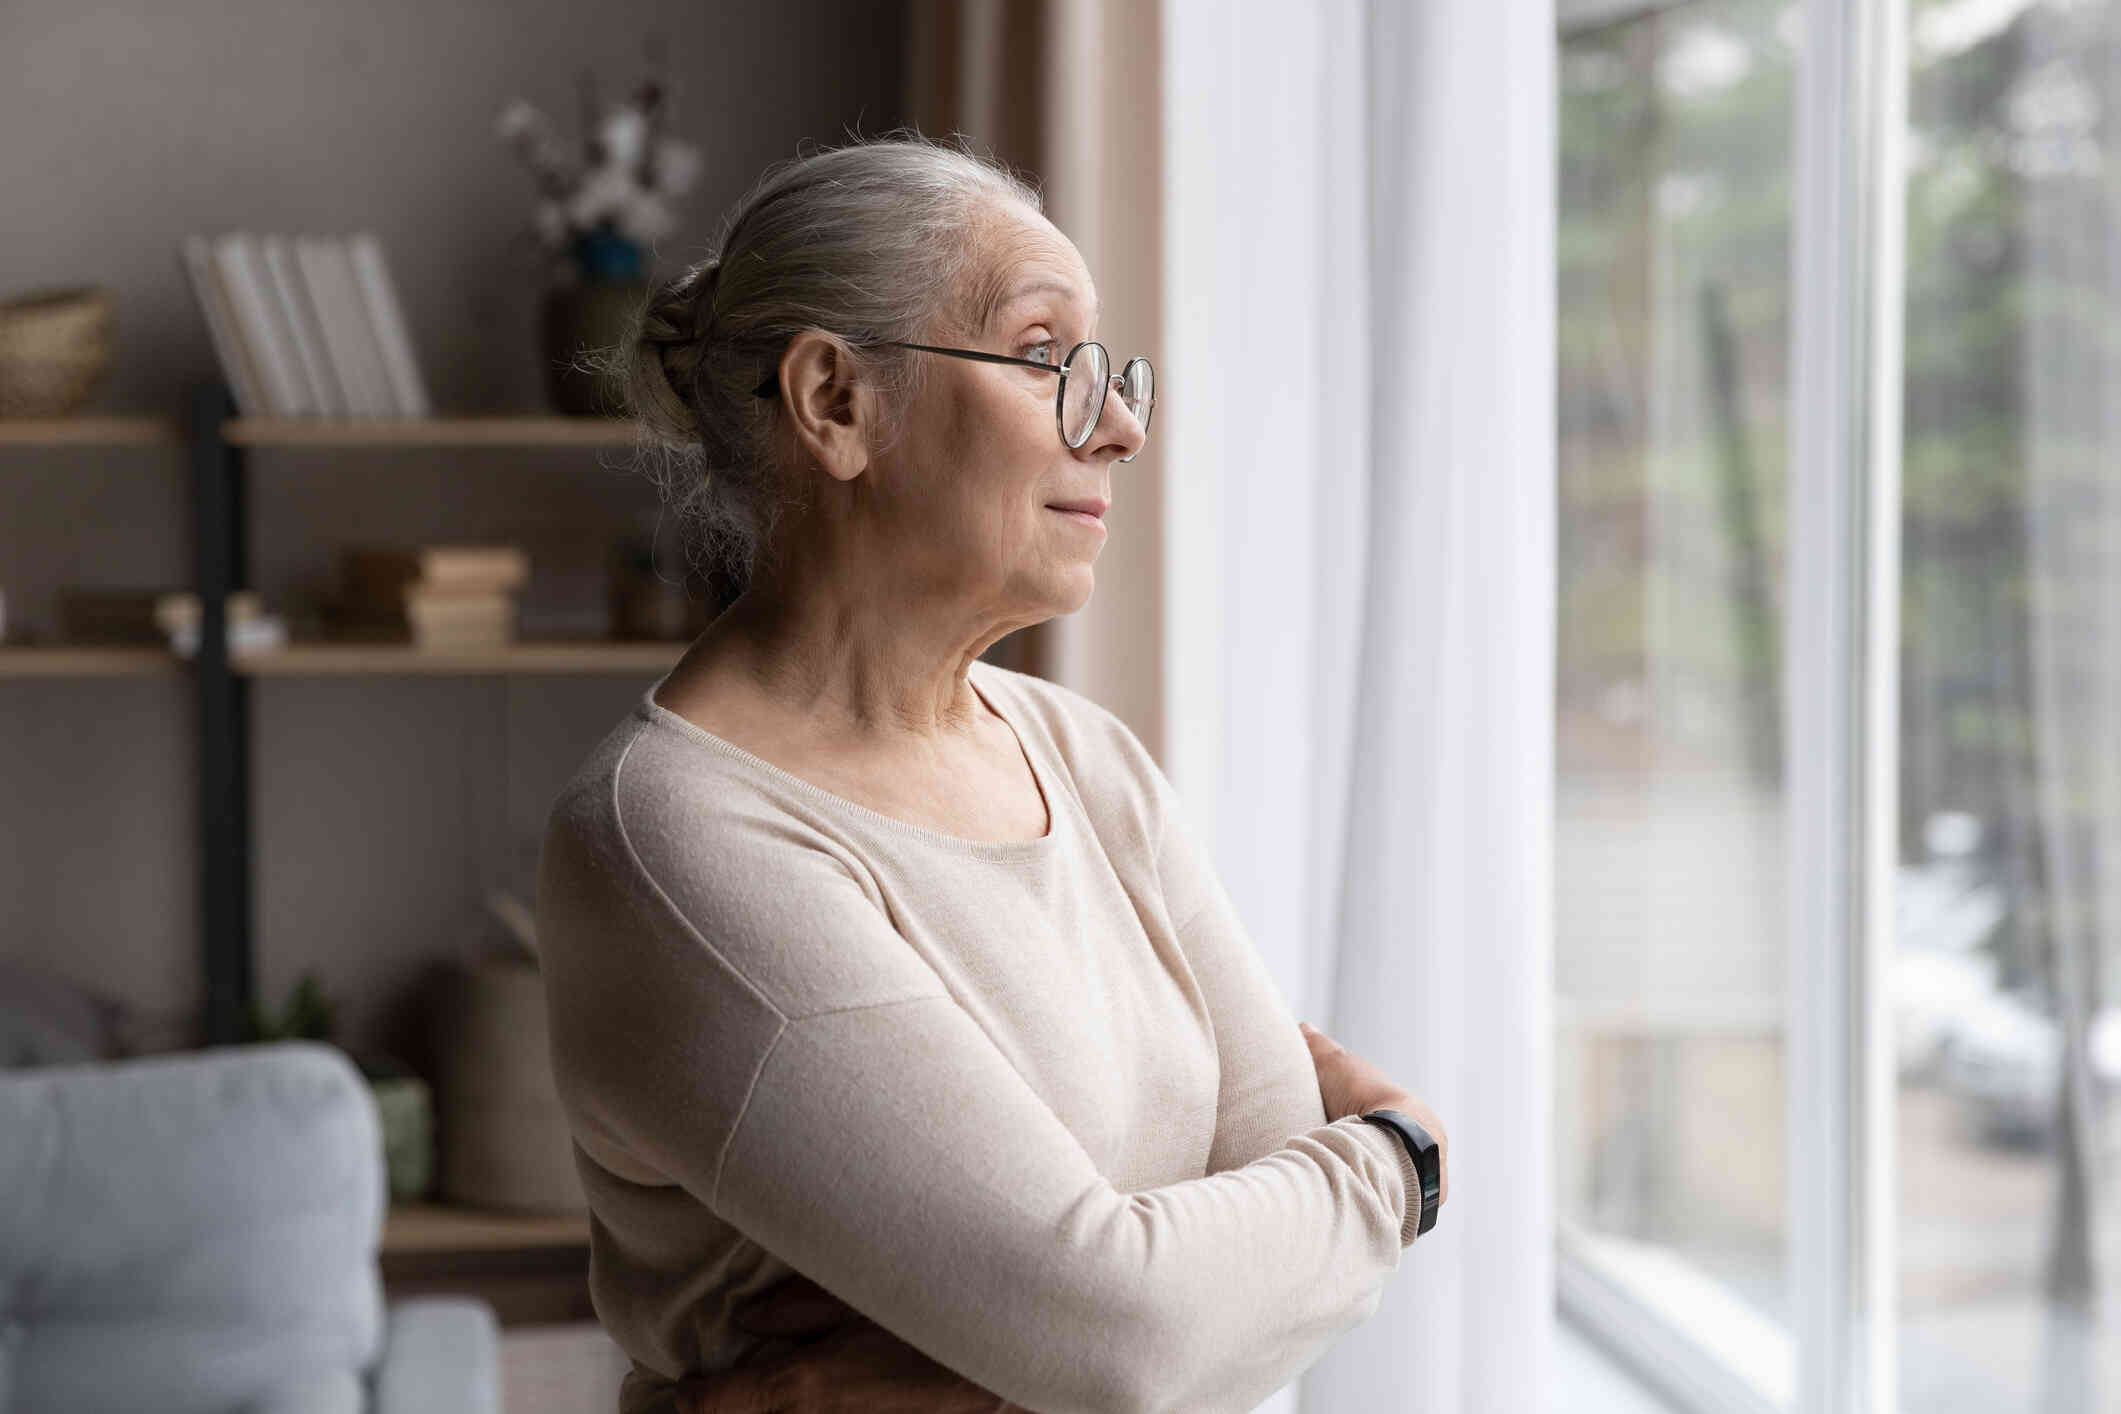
[
  {"xmin": 332, "ymin": 593, "xmax": 518, "ymax": 652},
  {"xmin": 296, "ymin": 235, "xmax": 395, "ymax": 417},
  {"xmin": 342, "ymin": 545, "xmax": 530, "ymax": 607},
  {"xmin": 349, "ymin": 232, "xmax": 432, "ymax": 418},
  {"xmin": 260, "ymin": 235, "xmax": 346, "ymax": 418},
  {"xmin": 179, "ymin": 230, "xmax": 429, "ymax": 420},
  {"xmin": 211, "ymin": 232, "xmax": 315, "ymax": 418},
  {"xmin": 405, "ymin": 587, "xmax": 517, "ymax": 650},
  {"xmin": 335, "ymin": 544, "xmax": 529, "ymax": 649},
  {"xmin": 179, "ymin": 237, "xmax": 267, "ymax": 418}
]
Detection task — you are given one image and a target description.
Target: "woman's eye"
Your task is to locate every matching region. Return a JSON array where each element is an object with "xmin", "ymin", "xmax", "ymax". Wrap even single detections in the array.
[{"xmin": 1022, "ymin": 340, "xmax": 1057, "ymax": 366}]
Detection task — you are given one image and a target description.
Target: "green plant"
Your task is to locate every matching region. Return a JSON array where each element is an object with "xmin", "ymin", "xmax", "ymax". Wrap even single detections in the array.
[{"xmin": 242, "ymin": 971, "xmax": 336, "ymax": 1044}]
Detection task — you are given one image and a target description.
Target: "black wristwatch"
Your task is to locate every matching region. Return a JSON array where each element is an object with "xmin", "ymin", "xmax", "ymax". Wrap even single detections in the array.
[{"xmin": 1359, "ymin": 1108, "xmax": 1441, "ymax": 1237}]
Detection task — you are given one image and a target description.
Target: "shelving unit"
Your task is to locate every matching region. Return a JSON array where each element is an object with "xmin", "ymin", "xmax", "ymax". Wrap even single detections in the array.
[
  {"xmin": 383, "ymin": 1203, "xmax": 591, "ymax": 1256},
  {"xmin": 5, "ymin": 384, "xmax": 660, "ymax": 1315},
  {"xmin": 0, "ymin": 646, "xmax": 185, "ymax": 677},
  {"xmin": 235, "ymin": 640, "xmax": 683, "ymax": 676},
  {"xmin": 223, "ymin": 415, "xmax": 638, "ymax": 448},
  {"xmin": 0, "ymin": 415, "xmax": 184, "ymax": 445},
  {"xmin": 379, "ymin": 1203, "xmax": 597, "ymax": 1327},
  {"xmin": 180, "ymin": 381, "xmax": 684, "ymax": 1043},
  {"xmin": 6, "ymin": 388, "xmax": 684, "ymax": 1037}
]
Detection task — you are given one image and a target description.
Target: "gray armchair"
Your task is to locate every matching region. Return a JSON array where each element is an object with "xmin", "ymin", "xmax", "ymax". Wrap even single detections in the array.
[{"xmin": 0, "ymin": 1040, "xmax": 500, "ymax": 1414}]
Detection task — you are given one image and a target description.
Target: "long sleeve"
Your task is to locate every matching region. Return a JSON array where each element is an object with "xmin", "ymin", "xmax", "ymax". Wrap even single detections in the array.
[
  {"xmin": 537, "ymin": 741, "xmax": 1414, "ymax": 1414},
  {"xmin": 1145, "ymin": 759, "xmax": 1426, "ymax": 1244}
]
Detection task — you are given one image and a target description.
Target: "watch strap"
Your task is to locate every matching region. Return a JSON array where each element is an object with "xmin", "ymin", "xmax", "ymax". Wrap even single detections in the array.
[{"xmin": 1359, "ymin": 1108, "xmax": 1440, "ymax": 1238}]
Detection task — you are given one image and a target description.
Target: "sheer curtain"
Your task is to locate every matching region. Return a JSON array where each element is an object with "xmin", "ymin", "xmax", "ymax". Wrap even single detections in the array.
[{"xmin": 1162, "ymin": 2, "xmax": 1557, "ymax": 1409}]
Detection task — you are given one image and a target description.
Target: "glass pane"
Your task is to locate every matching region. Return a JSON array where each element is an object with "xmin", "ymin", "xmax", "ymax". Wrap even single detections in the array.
[
  {"xmin": 1898, "ymin": 2, "xmax": 2121, "ymax": 1408},
  {"xmin": 1122, "ymin": 359, "xmax": 1153, "ymax": 432},
  {"xmin": 1557, "ymin": 2, "xmax": 1795, "ymax": 1401},
  {"xmin": 1063, "ymin": 342, "xmax": 1107, "ymax": 446}
]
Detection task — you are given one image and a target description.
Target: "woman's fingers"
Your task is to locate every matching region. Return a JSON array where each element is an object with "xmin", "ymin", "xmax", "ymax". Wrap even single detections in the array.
[
  {"xmin": 675, "ymin": 1364, "xmax": 775, "ymax": 1414},
  {"xmin": 688, "ymin": 1320, "xmax": 998, "ymax": 1413},
  {"xmin": 733, "ymin": 1273, "xmax": 858, "ymax": 1340}
]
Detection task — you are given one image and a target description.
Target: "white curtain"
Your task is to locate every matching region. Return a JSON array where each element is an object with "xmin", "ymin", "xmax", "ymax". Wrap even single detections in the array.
[{"xmin": 1161, "ymin": 2, "xmax": 1556, "ymax": 1410}]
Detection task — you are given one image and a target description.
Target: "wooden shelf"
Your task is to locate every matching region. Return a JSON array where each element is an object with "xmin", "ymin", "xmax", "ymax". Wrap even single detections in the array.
[
  {"xmin": 223, "ymin": 416, "xmax": 637, "ymax": 448},
  {"xmin": 237, "ymin": 639, "xmax": 686, "ymax": 676},
  {"xmin": 382, "ymin": 1202, "xmax": 590, "ymax": 1257},
  {"xmin": 0, "ymin": 416, "xmax": 182, "ymax": 446},
  {"xmin": 0, "ymin": 416, "xmax": 638, "ymax": 448},
  {"xmin": 0, "ymin": 645, "xmax": 184, "ymax": 677},
  {"xmin": 0, "ymin": 640, "xmax": 686, "ymax": 678}
]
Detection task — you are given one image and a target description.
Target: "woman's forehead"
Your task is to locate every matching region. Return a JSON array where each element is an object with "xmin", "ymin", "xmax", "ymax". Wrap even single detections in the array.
[
  {"xmin": 964, "ymin": 206, "xmax": 1096, "ymax": 326},
  {"xmin": 972, "ymin": 249, "xmax": 1100, "ymax": 335}
]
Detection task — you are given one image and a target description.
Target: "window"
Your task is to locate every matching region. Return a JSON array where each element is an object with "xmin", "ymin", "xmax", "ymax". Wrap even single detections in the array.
[
  {"xmin": 1898, "ymin": 2, "xmax": 2119, "ymax": 1408},
  {"xmin": 1556, "ymin": 2, "xmax": 1797, "ymax": 1405},
  {"xmin": 1560, "ymin": 1, "xmax": 2121, "ymax": 1410}
]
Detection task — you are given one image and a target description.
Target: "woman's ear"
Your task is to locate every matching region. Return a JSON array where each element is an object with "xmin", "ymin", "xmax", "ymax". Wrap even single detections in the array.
[{"xmin": 778, "ymin": 331, "xmax": 874, "ymax": 483}]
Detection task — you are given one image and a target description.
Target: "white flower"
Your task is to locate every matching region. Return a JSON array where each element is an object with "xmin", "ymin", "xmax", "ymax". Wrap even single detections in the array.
[
  {"xmin": 616, "ymin": 192, "xmax": 678, "ymax": 245},
  {"xmin": 650, "ymin": 138, "xmax": 702, "ymax": 195},
  {"xmin": 567, "ymin": 164, "xmax": 637, "ymax": 230},
  {"xmin": 600, "ymin": 106, "xmax": 649, "ymax": 169}
]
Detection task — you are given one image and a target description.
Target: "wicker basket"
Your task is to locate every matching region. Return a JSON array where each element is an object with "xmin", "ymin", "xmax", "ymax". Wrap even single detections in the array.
[{"xmin": 0, "ymin": 286, "xmax": 115, "ymax": 417}]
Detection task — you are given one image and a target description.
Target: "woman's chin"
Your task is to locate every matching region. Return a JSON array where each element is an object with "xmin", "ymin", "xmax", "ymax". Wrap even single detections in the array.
[{"xmin": 1037, "ymin": 567, "xmax": 1095, "ymax": 617}]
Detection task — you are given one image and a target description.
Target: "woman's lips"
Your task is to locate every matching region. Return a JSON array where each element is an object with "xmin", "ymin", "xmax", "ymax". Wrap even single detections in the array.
[{"xmin": 1049, "ymin": 507, "xmax": 1108, "ymax": 532}]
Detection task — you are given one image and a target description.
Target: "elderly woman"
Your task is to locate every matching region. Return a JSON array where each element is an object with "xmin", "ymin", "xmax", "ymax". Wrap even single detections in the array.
[{"xmin": 537, "ymin": 132, "xmax": 1448, "ymax": 1414}]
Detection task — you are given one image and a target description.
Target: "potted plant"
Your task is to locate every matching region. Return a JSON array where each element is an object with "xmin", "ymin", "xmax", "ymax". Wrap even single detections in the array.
[
  {"xmin": 497, "ymin": 46, "xmax": 703, "ymax": 415},
  {"xmin": 244, "ymin": 971, "xmax": 434, "ymax": 1203}
]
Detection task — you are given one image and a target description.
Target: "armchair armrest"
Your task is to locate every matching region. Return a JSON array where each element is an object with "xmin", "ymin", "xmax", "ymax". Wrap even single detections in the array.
[
  {"xmin": 238, "ymin": 1371, "xmax": 363, "ymax": 1414},
  {"xmin": 369, "ymin": 1299, "xmax": 501, "ymax": 1414}
]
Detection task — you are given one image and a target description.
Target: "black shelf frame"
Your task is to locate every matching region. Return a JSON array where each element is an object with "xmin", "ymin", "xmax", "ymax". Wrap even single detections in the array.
[{"xmin": 191, "ymin": 380, "xmax": 253, "ymax": 1044}]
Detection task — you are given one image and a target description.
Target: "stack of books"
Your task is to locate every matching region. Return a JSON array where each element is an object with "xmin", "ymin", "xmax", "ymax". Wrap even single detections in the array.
[
  {"xmin": 179, "ymin": 231, "xmax": 431, "ymax": 420},
  {"xmin": 337, "ymin": 545, "xmax": 530, "ymax": 652}
]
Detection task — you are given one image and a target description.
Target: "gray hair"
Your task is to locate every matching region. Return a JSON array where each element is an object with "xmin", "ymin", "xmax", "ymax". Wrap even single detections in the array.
[{"xmin": 597, "ymin": 129, "xmax": 1046, "ymax": 606}]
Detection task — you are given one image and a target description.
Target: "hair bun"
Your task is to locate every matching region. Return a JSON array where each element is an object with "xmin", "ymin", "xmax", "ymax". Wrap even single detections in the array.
[
  {"xmin": 688, "ymin": 256, "xmax": 725, "ymax": 336},
  {"xmin": 639, "ymin": 256, "xmax": 721, "ymax": 356}
]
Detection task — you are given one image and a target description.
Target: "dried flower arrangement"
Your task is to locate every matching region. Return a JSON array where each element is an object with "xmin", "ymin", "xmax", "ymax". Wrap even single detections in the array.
[{"xmin": 495, "ymin": 40, "xmax": 703, "ymax": 286}]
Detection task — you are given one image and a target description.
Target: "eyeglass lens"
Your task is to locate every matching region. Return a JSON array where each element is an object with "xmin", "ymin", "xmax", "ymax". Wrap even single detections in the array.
[{"xmin": 1061, "ymin": 344, "xmax": 1155, "ymax": 451}]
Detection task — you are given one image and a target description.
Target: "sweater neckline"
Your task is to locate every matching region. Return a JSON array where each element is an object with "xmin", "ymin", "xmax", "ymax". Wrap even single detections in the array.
[{"xmin": 635, "ymin": 659, "xmax": 1064, "ymax": 860}]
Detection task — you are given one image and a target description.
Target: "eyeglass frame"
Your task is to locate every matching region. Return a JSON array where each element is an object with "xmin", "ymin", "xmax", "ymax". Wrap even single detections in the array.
[{"xmin": 751, "ymin": 339, "xmax": 1156, "ymax": 464}]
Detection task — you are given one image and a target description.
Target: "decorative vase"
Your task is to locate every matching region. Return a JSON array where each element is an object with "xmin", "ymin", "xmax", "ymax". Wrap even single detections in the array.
[
  {"xmin": 357, "ymin": 1054, "xmax": 435, "ymax": 1202},
  {"xmin": 539, "ymin": 230, "xmax": 649, "ymax": 417},
  {"xmin": 432, "ymin": 957, "xmax": 585, "ymax": 1214}
]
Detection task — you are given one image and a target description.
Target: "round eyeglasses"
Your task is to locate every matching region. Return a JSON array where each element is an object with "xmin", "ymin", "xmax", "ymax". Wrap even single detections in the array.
[{"xmin": 753, "ymin": 339, "xmax": 1155, "ymax": 463}]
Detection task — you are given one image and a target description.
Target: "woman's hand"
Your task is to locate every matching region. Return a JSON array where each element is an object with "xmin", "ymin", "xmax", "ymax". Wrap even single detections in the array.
[
  {"xmin": 675, "ymin": 1272, "xmax": 1011, "ymax": 1413},
  {"xmin": 1299, "ymin": 1020, "xmax": 1449, "ymax": 1208}
]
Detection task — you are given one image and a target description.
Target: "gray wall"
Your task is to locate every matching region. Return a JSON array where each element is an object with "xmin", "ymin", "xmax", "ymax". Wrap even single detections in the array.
[{"xmin": 2, "ymin": 0, "xmax": 907, "ymax": 1067}]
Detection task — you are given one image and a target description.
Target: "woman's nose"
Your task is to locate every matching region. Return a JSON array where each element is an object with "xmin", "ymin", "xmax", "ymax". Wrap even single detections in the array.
[{"xmin": 1092, "ymin": 375, "xmax": 1148, "ymax": 461}]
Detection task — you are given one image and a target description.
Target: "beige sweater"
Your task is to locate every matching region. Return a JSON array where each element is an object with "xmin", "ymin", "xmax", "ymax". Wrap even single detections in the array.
[{"xmin": 535, "ymin": 659, "xmax": 1419, "ymax": 1414}]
